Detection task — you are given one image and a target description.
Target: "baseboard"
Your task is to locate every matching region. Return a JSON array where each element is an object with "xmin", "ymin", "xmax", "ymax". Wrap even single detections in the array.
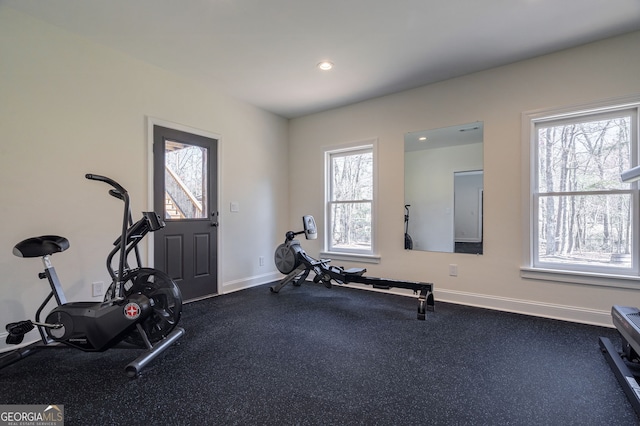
[
  {"xmin": 221, "ymin": 271, "xmax": 282, "ymax": 295},
  {"xmin": 0, "ymin": 334, "xmax": 39, "ymax": 354},
  {"xmin": 435, "ymin": 288, "xmax": 613, "ymax": 327},
  {"xmin": 339, "ymin": 284, "xmax": 613, "ymax": 328}
]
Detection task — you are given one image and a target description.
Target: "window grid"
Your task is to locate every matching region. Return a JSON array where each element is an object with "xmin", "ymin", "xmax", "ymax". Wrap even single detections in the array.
[
  {"xmin": 325, "ymin": 143, "xmax": 375, "ymax": 255},
  {"xmin": 528, "ymin": 100, "xmax": 640, "ymax": 277}
]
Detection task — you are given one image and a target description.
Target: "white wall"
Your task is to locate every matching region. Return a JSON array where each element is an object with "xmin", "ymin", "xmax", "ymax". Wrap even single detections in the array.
[
  {"xmin": 0, "ymin": 8, "xmax": 289, "ymax": 350},
  {"xmin": 405, "ymin": 143, "xmax": 483, "ymax": 251},
  {"xmin": 289, "ymin": 31, "xmax": 640, "ymax": 326}
]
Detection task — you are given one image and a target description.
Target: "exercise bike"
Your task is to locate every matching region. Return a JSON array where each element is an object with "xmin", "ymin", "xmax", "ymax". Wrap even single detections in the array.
[
  {"xmin": 0, "ymin": 174, "xmax": 185, "ymax": 377},
  {"xmin": 270, "ymin": 215, "xmax": 435, "ymax": 319},
  {"xmin": 404, "ymin": 204, "xmax": 413, "ymax": 250}
]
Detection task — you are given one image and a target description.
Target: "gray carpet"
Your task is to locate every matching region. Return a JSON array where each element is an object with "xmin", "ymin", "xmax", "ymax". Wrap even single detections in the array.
[{"xmin": 1, "ymin": 282, "xmax": 637, "ymax": 425}]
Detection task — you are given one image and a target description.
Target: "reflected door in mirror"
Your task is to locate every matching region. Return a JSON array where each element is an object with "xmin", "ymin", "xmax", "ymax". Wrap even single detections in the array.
[{"xmin": 404, "ymin": 122, "xmax": 483, "ymax": 254}]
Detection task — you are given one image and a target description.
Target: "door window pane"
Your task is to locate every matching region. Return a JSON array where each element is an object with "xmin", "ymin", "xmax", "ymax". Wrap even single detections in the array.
[{"xmin": 164, "ymin": 140, "xmax": 207, "ymax": 219}]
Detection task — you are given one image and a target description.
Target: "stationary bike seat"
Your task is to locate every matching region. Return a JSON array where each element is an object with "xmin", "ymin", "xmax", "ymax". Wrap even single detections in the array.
[{"xmin": 13, "ymin": 235, "xmax": 70, "ymax": 258}]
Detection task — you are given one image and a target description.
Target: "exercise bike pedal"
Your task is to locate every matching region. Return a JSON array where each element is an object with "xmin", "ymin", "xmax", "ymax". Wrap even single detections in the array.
[
  {"xmin": 6, "ymin": 320, "xmax": 35, "ymax": 334},
  {"xmin": 6, "ymin": 320, "xmax": 35, "ymax": 344},
  {"xmin": 5, "ymin": 320, "xmax": 62, "ymax": 344},
  {"xmin": 6, "ymin": 333, "xmax": 25, "ymax": 345}
]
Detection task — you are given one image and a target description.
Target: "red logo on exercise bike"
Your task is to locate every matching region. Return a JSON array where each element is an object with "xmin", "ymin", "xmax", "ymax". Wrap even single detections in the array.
[{"xmin": 124, "ymin": 302, "xmax": 141, "ymax": 320}]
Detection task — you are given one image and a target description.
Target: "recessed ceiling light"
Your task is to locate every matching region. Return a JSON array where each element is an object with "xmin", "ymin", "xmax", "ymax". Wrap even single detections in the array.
[
  {"xmin": 317, "ymin": 61, "xmax": 334, "ymax": 71},
  {"xmin": 418, "ymin": 136, "xmax": 427, "ymax": 141}
]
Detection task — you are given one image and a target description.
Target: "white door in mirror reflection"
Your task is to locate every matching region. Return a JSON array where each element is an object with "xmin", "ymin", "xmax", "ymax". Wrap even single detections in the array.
[
  {"xmin": 404, "ymin": 121, "xmax": 483, "ymax": 254},
  {"xmin": 454, "ymin": 171, "xmax": 483, "ymax": 254}
]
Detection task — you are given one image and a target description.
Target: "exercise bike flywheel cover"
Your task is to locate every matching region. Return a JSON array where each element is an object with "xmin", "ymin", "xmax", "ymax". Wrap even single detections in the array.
[
  {"xmin": 106, "ymin": 268, "xmax": 182, "ymax": 347},
  {"xmin": 274, "ymin": 243, "xmax": 298, "ymax": 274}
]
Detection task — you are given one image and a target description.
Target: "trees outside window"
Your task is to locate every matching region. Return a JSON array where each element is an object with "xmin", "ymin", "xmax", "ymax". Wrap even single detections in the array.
[
  {"xmin": 164, "ymin": 141, "xmax": 207, "ymax": 219},
  {"xmin": 325, "ymin": 143, "xmax": 375, "ymax": 255},
  {"xmin": 530, "ymin": 101, "xmax": 639, "ymax": 275}
]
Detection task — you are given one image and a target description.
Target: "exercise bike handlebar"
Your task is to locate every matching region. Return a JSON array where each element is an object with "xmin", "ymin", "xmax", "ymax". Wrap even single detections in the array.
[
  {"xmin": 85, "ymin": 174, "xmax": 128, "ymax": 196},
  {"xmin": 108, "ymin": 189, "xmax": 124, "ymax": 200},
  {"xmin": 86, "ymin": 173, "xmax": 131, "ymax": 295}
]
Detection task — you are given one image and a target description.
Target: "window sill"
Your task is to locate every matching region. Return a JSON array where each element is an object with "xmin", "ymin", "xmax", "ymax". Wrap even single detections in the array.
[
  {"xmin": 520, "ymin": 267, "xmax": 640, "ymax": 290},
  {"xmin": 319, "ymin": 251, "xmax": 381, "ymax": 264}
]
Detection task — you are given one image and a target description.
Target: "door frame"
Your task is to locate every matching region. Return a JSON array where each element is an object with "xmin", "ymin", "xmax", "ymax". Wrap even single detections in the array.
[{"xmin": 146, "ymin": 116, "xmax": 222, "ymax": 294}]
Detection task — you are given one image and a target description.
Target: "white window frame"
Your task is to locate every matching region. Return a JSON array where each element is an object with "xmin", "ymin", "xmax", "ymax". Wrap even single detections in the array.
[
  {"xmin": 321, "ymin": 139, "xmax": 380, "ymax": 264},
  {"xmin": 521, "ymin": 94, "xmax": 640, "ymax": 288}
]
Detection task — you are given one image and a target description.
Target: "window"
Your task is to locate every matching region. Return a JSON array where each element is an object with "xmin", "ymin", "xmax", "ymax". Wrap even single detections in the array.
[
  {"xmin": 324, "ymin": 141, "xmax": 376, "ymax": 257},
  {"xmin": 164, "ymin": 140, "xmax": 207, "ymax": 220},
  {"xmin": 524, "ymin": 96, "xmax": 640, "ymax": 282}
]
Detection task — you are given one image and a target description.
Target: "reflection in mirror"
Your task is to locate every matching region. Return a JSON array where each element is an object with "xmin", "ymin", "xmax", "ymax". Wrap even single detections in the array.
[{"xmin": 404, "ymin": 122, "xmax": 483, "ymax": 254}]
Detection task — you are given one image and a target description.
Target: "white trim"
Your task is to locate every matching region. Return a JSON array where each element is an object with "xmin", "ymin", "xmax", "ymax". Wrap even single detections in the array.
[
  {"xmin": 523, "ymin": 93, "xmax": 640, "ymax": 123},
  {"xmin": 339, "ymin": 284, "xmax": 613, "ymax": 327},
  {"xmin": 319, "ymin": 251, "xmax": 381, "ymax": 264},
  {"xmin": 221, "ymin": 271, "xmax": 283, "ymax": 294},
  {"xmin": 146, "ymin": 116, "xmax": 223, "ymax": 293},
  {"xmin": 521, "ymin": 94, "xmax": 640, "ymax": 280},
  {"xmin": 0, "ymin": 335, "xmax": 41, "ymax": 354},
  {"xmin": 323, "ymin": 138, "xmax": 378, "ymax": 256},
  {"xmin": 435, "ymin": 288, "xmax": 613, "ymax": 328},
  {"xmin": 520, "ymin": 266, "xmax": 640, "ymax": 289}
]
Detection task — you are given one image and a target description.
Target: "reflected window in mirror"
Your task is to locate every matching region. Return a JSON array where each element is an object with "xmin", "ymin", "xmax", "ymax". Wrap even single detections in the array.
[{"xmin": 404, "ymin": 122, "xmax": 483, "ymax": 254}]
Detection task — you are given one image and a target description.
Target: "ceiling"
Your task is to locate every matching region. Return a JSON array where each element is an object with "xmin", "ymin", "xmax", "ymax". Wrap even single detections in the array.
[
  {"xmin": 405, "ymin": 122, "xmax": 483, "ymax": 152},
  {"xmin": 5, "ymin": 0, "xmax": 640, "ymax": 119}
]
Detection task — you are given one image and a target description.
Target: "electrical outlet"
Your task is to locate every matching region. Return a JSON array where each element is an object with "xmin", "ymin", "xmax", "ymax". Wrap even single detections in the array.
[
  {"xmin": 92, "ymin": 281, "xmax": 104, "ymax": 297},
  {"xmin": 259, "ymin": 256, "xmax": 265, "ymax": 266},
  {"xmin": 449, "ymin": 264, "xmax": 458, "ymax": 277}
]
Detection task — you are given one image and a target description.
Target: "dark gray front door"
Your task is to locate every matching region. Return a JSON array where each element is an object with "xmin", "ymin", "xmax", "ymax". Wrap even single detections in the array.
[{"xmin": 153, "ymin": 125, "xmax": 218, "ymax": 301}]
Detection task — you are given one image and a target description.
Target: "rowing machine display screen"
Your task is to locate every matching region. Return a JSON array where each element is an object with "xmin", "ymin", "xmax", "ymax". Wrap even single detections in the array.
[{"xmin": 303, "ymin": 215, "xmax": 317, "ymax": 240}]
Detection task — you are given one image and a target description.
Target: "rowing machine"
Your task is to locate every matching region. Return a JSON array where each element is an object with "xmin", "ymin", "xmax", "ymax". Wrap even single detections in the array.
[{"xmin": 270, "ymin": 215, "xmax": 435, "ymax": 319}]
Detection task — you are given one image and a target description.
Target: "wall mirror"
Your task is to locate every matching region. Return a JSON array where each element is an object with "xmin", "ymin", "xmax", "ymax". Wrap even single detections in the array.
[{"xmin": 404, "ymin": 121, "xmax": 484, "ymax": 254}]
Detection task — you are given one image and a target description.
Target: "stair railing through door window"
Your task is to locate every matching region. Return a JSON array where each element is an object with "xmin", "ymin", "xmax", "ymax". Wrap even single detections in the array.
[{"xmin": 165, "ymin": 164, "xmax": 203, "ymax": 220}]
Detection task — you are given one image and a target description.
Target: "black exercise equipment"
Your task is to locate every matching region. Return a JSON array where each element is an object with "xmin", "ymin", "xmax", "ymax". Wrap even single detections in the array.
[
  {"xmin": 599, "ymin": 166, "xmax": 640, "ymax": 414},
  {"xmin": 1, "ymin": 174, "xmax": 184, "ymax": 377},
  {"xmin": 270, "ymin": 215, "xmax": 434, "ymax": 319},
  {"xmin": 600, "ymin": 306, "xmax": 640, "ymax": 416},
  {"xmin": 404, "ymin": 204, "xmax": 413, "ymax": 250}
]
